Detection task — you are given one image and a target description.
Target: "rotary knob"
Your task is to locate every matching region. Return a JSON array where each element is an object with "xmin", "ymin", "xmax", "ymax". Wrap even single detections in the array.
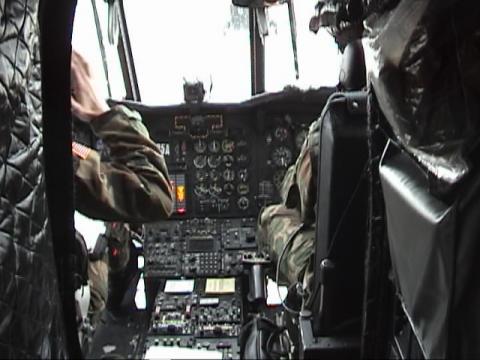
[{"xmin": 237, "ymin": 196, "xmax": 249, "ymax": 211}]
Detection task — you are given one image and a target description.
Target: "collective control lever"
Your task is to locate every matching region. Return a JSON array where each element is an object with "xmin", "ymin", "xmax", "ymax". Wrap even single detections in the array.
[{"xmin": 242, "ymin": 252, "xmax": 271, "ymax": 305}]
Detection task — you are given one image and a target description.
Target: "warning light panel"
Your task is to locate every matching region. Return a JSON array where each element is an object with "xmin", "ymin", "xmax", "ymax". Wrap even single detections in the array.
[
  {"xmin": 170, "ymin": 174, "xmax": 187, "ymax": 215},
  {"xmin": 176, "ymin": 185, "xmax": 186, "ymax": 202}
]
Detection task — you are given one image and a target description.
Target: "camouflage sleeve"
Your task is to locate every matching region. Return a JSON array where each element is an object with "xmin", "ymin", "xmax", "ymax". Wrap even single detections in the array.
[
  {"xmin": 257, "ymin": 204, "xmax": 315, "ymax": 286},
  {"xmin": 282, "ymin": 119, "xmax": 320, "ymax": 224},
  {"xmin": 74, "ymin": 105, "xmax": 174, "ymax": 222},
  {"xmin": 279, "ymin": 165, "xmax": 296, "ymax": 204}
]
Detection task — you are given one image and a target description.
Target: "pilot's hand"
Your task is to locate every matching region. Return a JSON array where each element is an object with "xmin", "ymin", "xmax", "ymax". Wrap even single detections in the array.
[{"xmin": 71, "ymin": 50, "xmax": 109, "ymax": 123}]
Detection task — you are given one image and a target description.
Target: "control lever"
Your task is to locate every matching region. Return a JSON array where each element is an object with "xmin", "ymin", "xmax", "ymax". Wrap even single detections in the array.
[
  {"xmin": 88, "ymin": 234, "xmax": 108, "ymax": 261},
  {"xmin": 318, "ymin": 258, "xmax": 337, "ymax": 334},
  {"xmin": 243, "ymin": 252, "xmax": 271, "ymax": 305}
]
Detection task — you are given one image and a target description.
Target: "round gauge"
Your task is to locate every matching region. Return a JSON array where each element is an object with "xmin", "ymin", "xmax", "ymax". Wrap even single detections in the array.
[
  {"xmin": 271, "ymin": 146, "xmax": 293, "ymax": 168},
  {"xmin": 237, "ymin": 196, "xmax": 250, "ymax": 211},
  {"xmin": 210, "ymin": 169, "xmax": 220, "ymax": 182},
  {"xmin": 237, "ymin": 183, "xmax": 250, "ymax": 196},
  {"xmin": 295, "ymin": 129, "xmax": 308, "ymax": 150},
  {"xmin": 273, "ymin": 169, "xmax": 286, "ymax": 190},
  {"xmin": 210, "ymin": 183, "xmax": 222, "ymax": 196},
  {"xmin": 222, "ymin": 139, "xmax": 235, "ymax": 153},
  {"xmin": 193, "ymin": 155, "xmax": 207, "ymax": 169},
  {"xmin": 224, "ymin": 183, "xmax": 235, "ymax": 196},
  {"xmin": 208, "ymin": 139, "xmax": 221, "ymax": 153},
  {"xmin": 222, "ymin": 154, "xmax": 235, "ymax": 168},
  {"xmin": 274, "ymin": 127, "xmax": 289, "ymax": 142},
  {"xmin": 196, "ymin": 170, "xmax": 208, "ymax": 182},
  {"xmin": 223, "ymin": 169, "xmax": 235, "ymax": 182},
  {"xmin": 194, "ymin": 139, "xmax": 207, "ymax": 154},
  {"xmin": 194, "ymin": 184, "xmax": 208, "ymax": 198},
  {"xmin": 238, "ymin": 169, "xmax": 248, "ymax": 182},
  {"xmin": 207, "ymin": 155, "xmax": 222, "ymax": 168},
  {"xmin": 237, "ymin": 153, "xmax": 249, "ymax": 165}
]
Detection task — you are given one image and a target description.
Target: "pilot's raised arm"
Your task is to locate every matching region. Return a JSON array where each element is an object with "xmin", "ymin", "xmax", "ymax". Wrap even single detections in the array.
[{"xmin": 71, "ymin": 51, "xmax": 174, "ymax": 222}]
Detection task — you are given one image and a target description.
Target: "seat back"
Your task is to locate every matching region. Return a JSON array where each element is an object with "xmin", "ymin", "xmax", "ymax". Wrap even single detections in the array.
[
  {"xmin": 301, "ymin": 39, "xmax": 369, "ymax": 339},
  {"xmin": 311, "ymin": 91, "xmax": 369, "ymax": 337}
]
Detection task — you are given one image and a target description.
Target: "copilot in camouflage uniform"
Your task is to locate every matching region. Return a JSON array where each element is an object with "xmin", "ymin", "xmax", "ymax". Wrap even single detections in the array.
[
  {"xmin": 257, "ymin": 119, "xmax": 320, "ymax": 305},
  {"xmin": 72, "ymin": 105, "xmax": 174, "ymax": 320}
]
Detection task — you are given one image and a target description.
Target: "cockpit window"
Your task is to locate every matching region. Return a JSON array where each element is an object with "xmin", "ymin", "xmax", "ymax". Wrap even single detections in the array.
[
  {"xmin": 72, "ymin": 0, "xmax": 126, "ymax": 100},
  {"xmin": 124, "ymin": 1, "xmax": 252, "ymax": 105},
  {"xmin": 73, "ymin": 0, "xmax": 341, "ymax": 105},
  {"xmin": 264, "ymin": 1, "xmax": 341, "ymax": 92}
]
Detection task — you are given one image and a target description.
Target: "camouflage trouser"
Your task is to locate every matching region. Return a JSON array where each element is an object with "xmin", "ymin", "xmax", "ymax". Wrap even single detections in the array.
[
  {"xmin": 88, "ymin": 222, "xmax": 131, "ymax": 325},
  {"xmin": 256, "ymin": 118, "xmax": 320, "ymax": 308},
  {"xmin": 88, "ymin": 256, "xmax": 108, "ymax": 326},
  {"xmin": 257, "ymin": 204, "xmax": 315, "ymax": 302}
]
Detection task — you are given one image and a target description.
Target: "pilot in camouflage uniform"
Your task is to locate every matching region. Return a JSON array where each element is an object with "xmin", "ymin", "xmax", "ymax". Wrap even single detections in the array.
[
  {"xmin": 72, "ymin": 104, "xmax": 174, "ymax": 222},
  {"xmin": 70, "ymin": 50, "xmax": 174, "ymax": 324},
  {"xmin": 72, "ymin": 105, "xmax": 175, "ymax": 324},
  {"xmin": 257, "ymin": 119, "xmax": 320, "ymax": 308}
]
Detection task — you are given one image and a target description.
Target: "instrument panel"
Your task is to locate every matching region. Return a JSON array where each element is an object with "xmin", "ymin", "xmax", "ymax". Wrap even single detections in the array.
[
  {"xmin": 81, "ymin": 90, "xmax": 334, "ymax": 360},
  {"xmin": 144, "ymin": 218, "xmax": 256, "ymax": 278},
  {"xmin": 146, "ymin": 111, "xmax": 314, "ymax": 219},
  {"xmin": 74, "ymin": 89, "xmax": 333, "ymax": 220},
  {"xmin": 143, "ymin": 279, "xmax": 243, "ymax": 359}
]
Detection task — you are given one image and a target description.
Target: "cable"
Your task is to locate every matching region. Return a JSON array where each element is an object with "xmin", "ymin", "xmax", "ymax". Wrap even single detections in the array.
[
  {"xmin": 307, "ymin": 160, "xmax": 369, "ymax": 309},
  {"xmin": 327, "ymin": 160, "xmax": 368, "ymax": 258},
  {"xmin": 266, "ymin": 325, "xmax": 289, "ymax": 358}
]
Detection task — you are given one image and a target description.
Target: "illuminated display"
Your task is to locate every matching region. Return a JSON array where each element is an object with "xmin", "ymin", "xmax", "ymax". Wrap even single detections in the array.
[
  {"xmin": 170, "ymin": 174, "xmax": 187, "ymax": 214},
  {"xmin": 176, "ymin": 185, "xmax": 186, "ymax": 202}
]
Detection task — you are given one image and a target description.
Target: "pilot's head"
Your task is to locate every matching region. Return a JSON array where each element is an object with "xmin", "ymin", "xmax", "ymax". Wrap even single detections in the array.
[{"xmin": 309, "ymin": 0, "xmax": 364, "ymax": 51}]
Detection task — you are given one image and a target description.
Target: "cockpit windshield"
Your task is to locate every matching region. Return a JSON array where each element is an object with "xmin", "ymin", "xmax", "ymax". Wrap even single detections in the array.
[
  {"xmin": 124, "ymin": 1, "xmax": 251, "ymax": 104},
  {"xmin": 263, "ymin": 2, "xmax": 340, "ymax": 92},
  {"xmin": 73, "ymin": 0, "xmax": 341, "ymax": 105}
]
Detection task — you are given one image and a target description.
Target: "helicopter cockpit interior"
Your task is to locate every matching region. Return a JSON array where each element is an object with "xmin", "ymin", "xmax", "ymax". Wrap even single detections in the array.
[
  {"xmin": 72, "ymin": 1, "xmax": 344, "ymax": 358},
  {"xmin": 1, "ymin": 0, "xmax": 480, "ymax": 359}
]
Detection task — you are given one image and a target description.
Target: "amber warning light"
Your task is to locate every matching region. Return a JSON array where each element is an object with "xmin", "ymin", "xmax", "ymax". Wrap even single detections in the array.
[
  {"xmin": 170, "ymin": 174, "xmax": 187, "ymax": 214},
  {"xmin": 176, "ymin": 185, "xmax": 186, "ymax": 202}
]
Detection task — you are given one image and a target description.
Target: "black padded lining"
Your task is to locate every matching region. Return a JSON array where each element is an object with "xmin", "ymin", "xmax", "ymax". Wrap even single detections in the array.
[{"xmin": 0, "ymin": 0, "xmax": 68, "ymax": 357}]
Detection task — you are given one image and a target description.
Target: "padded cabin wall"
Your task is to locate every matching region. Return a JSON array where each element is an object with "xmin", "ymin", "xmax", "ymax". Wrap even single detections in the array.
[
  {"xmin": 0, "ymin": 0, "xmax": 68, "ymax": 357},
  {"xmin": 452, "ymin": 174, "xmax": 480, "ymax": 358}
]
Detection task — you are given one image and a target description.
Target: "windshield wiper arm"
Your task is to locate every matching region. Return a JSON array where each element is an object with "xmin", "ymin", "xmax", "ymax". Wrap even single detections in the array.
[
  {"xmin": 91, "ymin": 0, "xmax": 112, "ymax": 98},
  {"xmin": 286, "ymin": 0, "xmax": 299, "ymax": 79}
]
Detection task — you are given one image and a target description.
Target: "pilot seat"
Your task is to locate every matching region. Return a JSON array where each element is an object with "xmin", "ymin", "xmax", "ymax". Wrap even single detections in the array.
[{"xmin": 295, "ymin": 39, "xmax": 369, "ymax": 359}]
